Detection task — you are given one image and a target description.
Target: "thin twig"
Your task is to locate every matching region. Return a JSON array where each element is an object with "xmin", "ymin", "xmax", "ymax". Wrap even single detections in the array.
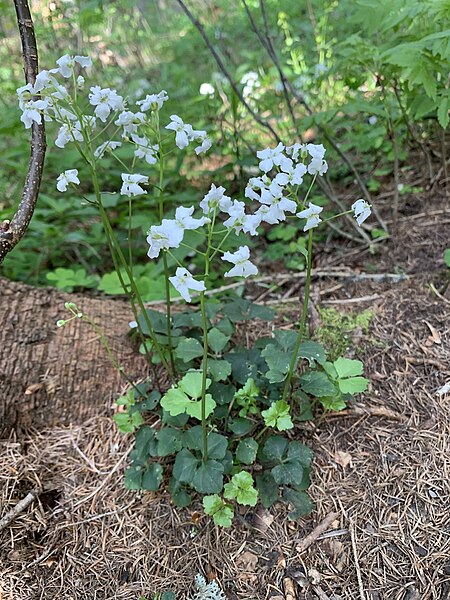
[
  {"xmin": 350, "ymin": 520, "xmax": 366, "ymax": 600},
  {"xmin": 296, "ymin": 511, "xmax": 339, "ymax": 553},
  {"xmin": 0, "ymin": 490, "xmax": 38, "ymax": 531},
  {"xmin": 174, "ymin": 0, "xmax": 281, "ymax": 144},
  {"xmin": 0, "ymin": 0, "xmax": 46, "ymax": 263}
]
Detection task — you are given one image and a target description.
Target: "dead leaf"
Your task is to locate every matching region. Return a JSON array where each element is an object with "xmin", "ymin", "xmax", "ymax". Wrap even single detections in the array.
[
  {"xmin": 308, "ymin": 568, "xmax": 322, "ymax": 584},
  {"xmin": 236, "ymin": 550, "xmax": 258, "ymax": 571},
  {"xmin": 423, "ymin": 320, "xmax": 441, "ymax": 345},
  {"xmin": 25, "ymin": 382, "xmax": 44, "ymax": 395},
  {"xmin": 334, "ymin": 450, "xmax": 352, "ymax": 469},
  {"xmin": 283, "ymin": 576, "xmax": 296, "ymax": 600},
  {"xmin": 252, "ymin": 506, "xmax": 274, "ymax": 533}
]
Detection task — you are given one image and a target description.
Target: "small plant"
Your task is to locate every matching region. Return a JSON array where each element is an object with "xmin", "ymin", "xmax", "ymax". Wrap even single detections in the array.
[{"xmin": 26, "ymin": 55, "xmax": 371, "ymax": 526}]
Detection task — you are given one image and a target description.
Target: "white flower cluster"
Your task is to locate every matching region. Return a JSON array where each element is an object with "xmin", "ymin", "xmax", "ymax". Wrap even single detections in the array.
[
  {"xmin": 15, "ymin": 55, "xmax": 211, "ymax": 196},
  {"xmin": 146, "ymin": 141, "xmax": 371, "ymax": 302}
]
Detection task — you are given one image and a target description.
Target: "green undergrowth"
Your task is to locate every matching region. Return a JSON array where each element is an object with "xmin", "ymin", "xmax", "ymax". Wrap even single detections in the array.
[{"xmin": 315, "ymin": 307, "xmax": 374, "ymax": 360}]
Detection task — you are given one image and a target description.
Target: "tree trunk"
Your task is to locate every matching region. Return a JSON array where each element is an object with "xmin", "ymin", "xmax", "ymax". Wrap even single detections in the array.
[{"xmin": 0, "ymin": 277, "xmax": 150, "ymax": 436}]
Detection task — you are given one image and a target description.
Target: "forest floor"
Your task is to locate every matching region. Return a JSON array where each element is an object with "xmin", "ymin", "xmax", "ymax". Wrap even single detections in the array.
[{"xmin": 1, "ymin": 166, "xmax": 450, "ymax": 600}]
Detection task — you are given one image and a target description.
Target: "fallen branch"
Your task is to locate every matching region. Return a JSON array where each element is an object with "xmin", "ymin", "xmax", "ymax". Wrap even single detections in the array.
[
  {"xmin": 0, "ymin": 0, "xmax": 46, "ymax": 264},
  {"xmin": 296, "ymin": 511, "xmax": 339, "ymax": 554},
  {"xmin": 0, "ymin": 490, "xmax": 38, "ymax": 531}
]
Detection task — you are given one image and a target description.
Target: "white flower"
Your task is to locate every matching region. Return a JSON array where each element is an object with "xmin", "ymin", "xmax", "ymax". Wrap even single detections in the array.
[
  {"xmin": 146, "ymin": 222, "xmax": 174, "ymax": 258},
  {"xmin": 222, "ymin": 200, "xmax": 261, "ymax": 235},
  {"xmin": 257, "ymin": 142, "xmax": 292, "ymax": 173},
  {"xmin": 165, "ymin": 114, "xmax": 193, "ymax": 149},
  {"xmin": 169, "ymin": 267, "xmax": 206, "ymax": 302},
  {"xmin": 129, "ymin": 320, "xmax": 138, "ymax": 329},
  {"xmin": 120, "ymin": 173, "xmax": 148, "ymax": 197},
  {"xmin": 194, "ymin": 133, "xmax": 212, "ymax": 155},
  {"xmin": 115, "ymin": 111, "xmax": 146, "ymax": 136},
  {"xmin": 33, "ymin": 70, "xmax": 55, "ymax": 93},
  {"xmin": 131, "ymin": 134, "xmax": 158, "ymax": 164},
  {"xmin": 245, "ymin": 176, "xmax": 270, "ymax": 201},
  {"xmin": 258, "ymin": 182, "xmax": 297, "ymax": 224},
  {"xmin": 352, "ymin": 199, "xmax": 371, "ymax": 226},
  {"xmin": 222, "ymin": 246, "xmax": 258, "ymax": 278},
  {"xmin": 55, "ymin": 54, "xmax": 92, "ymax": 78},
  {"xmin": 94, "ymin": 140, "xmax": 122, "ymax": 159},
  {"xmin": 56, "ymin": 169, "xmax": 80, "ymax": 192},
  {"xmin": 286, "ymin": 142, "xmax": 307, "ymax": 161},
  {"xmin": 54, "ymin": 122, "xmax": 84, "ymax": 148},
  {"xmin": 199, "ymin": 82, "xmax": 215, "ymax": 96},
  {"xmin": 307, "ymin": 157, "xmax": 328, "ymax": 176},
  {"xmin": 20, "ymin": 99, "xmax": 48, "ymax": 129},
  {"xmin": 200, "ymin": 184, "xmax": 231, "ymax": 214},
  {"xmin": 77, "ymin": 75, "xmax": 85, "ymax": 89},
  {"xmin": 297, "ymin": 202, "xmax": 323, "ymax": 231},
  {"xmin": 136, "ymin": 90, "xmax": 169, "ymax": 112},
  {"xmin": 368, "ymin": 115, "xmax": 378, "ymax": 126},
  {"xmin": 89, "ymin": 86, "xmax": 125, "ymax": 122},
  {"xmin": 306, "ymin": 143, "xmax": 326, "ymax": 160},
  {"xmin": 274, "ymin": 162, "xmax": 307, "ymax": 187}
]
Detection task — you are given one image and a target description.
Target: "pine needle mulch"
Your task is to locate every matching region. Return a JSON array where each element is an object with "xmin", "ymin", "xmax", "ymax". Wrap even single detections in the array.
[{"xmin": 1, "ymin": 199, "xmax": 450, "ymax": 599}]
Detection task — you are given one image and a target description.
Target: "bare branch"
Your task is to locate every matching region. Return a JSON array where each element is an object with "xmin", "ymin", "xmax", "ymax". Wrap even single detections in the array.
[
  {"xmin": 0, "ymin": 0, "xmax": 46, "ymax": 264},
  {"xmin": 174, "ymin": 0, "xmax": 281, "ymax": 144}
]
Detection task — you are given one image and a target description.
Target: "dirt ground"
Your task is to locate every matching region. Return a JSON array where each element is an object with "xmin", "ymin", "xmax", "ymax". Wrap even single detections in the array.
[{"xmin": 1, "ymin": 171, "xmax": 450, "ymax": 599}]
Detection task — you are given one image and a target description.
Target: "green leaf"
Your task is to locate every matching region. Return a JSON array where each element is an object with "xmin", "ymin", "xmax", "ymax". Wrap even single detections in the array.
[
  {"xmin": 209, "ymin": 382, "xmax": 236, "ymax": 405},
  {"xmin": 113, "ymin": 410, "xmax": 143, "ymax": 433},
  {"xmin": 438, "ymin": 96, "xmax": 449, "ymax": 129},
  {"xmin": 261, "ymin": 436, "xmax": 289, "ymax": 462},
  {"xmin": 175, "ymin": 338, "xmax": 204, "ymax": 362},
  {"xmin": 161, "ymin": 592, "xmax": 176, "ymax": 600},
  {"xmin": 206, "ymin": 432, "xmax": 228, "ymax": 460},
  {"xmin": 142, "ymin": 463, "xmax": 163, "ymax": 491},
  {"xmin": 271, "ymin": 461, "xmax": 303, "ymax": 486},
  {"xmin": 261, "ymin": 344, "xmax": 291, "ymax": 383},
  {"xmin": 203, "ymin": 495, "xmax": 234, "ymax": 527},
  {"xmin": 168, "ymin": 477, "xmax": 192, "ymax": 507},
  {"xmin": 192, "ymin": 460, "xmax": 224, "ymax": 493},
  {"xmin": 222, "ymin": 298, "xmax": 251, "ymax": 322},
  {"xmin": 236, "ymin": 438, "xmax": 259, "ymax": 465},
  {"xmin": 208, "ymin": 359, "xmax": 232, "ymax": 382},
  {"xmin": 228, "ymin": 418, "xmax": 254, "ymax": 436},
  {"xmin": 261, "ymin": 400, "xmax": 294, "ymax": 431},
  {"xmin": 173, "ymin": 449, "xmax": 199, "ymax": 483},
  {"xmin": 283, "ymin": 488, "xmax": 314, "ymax": 520},
  {"xmin": 160, "ymin": 388, "xmax": 191, "ymax": 416},
  {"xmin": 255, "ymin": 472, "xmax": 279, "ymax": 508},
  {"xmin": 124, "ymin": 465, "xmax": 143, "ymax": 490},
  {"xmin": 299, "ymin": 371, "xmax": 338, "ymax": 397},
  {"xmin": 338, "ymin": 376, "xmax": 369, "ymax": 394},
  {"xmin": 298, "ymin": 340, "xmax": 326, "ymax": 366},
  {"xmin": 157, "ymin": 427, "xmax": 182, "ymax": 457},
  {"xmin": 223, "ymin": 471, "xmax": 258, "ymax": 506},
  {"xmin": 178, "ymin": 371, "xmax": 210, "ymax": 399},
  {"xmin": 444, "ymin": 248, "xmax": 450, "ymax": 268},
  {"xmin": 333, "ymin": 357, "xmax": 364, "ymax": 378},
  {"xmin": 249, "ymin": 304, "xmax": 275, "ymax": 321},
  {"xmin": 287, "ymin": 441, "xmax": 313, "ymax": 467},
  {"xmin": 207, "ymin": 327, "xmax": 230, "ymax": 353},
  {"xmin": 185, "ymin": 394, "xmax": 216, "ymax": 420},
  {"xmin": 131, "ymin": 426, "xmax": 158, "ymax": 461},
  {"xmin": 182, "ymin": 426, "xmax": 204, "ymax": 451}
]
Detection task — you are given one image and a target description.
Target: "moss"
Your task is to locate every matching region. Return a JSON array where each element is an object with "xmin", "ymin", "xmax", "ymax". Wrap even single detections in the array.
[{"xmin": 315, "ymin": 307, "xmax": 374, "ymax": 360}]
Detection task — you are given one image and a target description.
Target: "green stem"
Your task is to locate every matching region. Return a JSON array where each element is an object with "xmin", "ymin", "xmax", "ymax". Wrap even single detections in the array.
[
  {"xmin": 200, "ymin": 290, "xmax": 209, "ymax": 462},
  {"xmin": 282, "ymin": 229, "xmax": 314, "ymax": 402},
  {"xmin": 156, "ymin": 113, "xmax": 176, "ymax": 375}
]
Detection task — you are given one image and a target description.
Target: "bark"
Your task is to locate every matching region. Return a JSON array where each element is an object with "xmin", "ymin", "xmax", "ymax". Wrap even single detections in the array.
[
  {"xmin": 0, "ymin": 0, "xmax": 46, "ymax": 263},
  {"xmin": 0, "ymin": 278, "xmax": 150, "ymax": 436}
]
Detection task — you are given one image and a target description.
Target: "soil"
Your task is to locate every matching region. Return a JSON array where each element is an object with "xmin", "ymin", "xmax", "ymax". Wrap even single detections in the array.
[{"xmin": 1, "ymin": 166, "xmax": 449, "ymax": 600}]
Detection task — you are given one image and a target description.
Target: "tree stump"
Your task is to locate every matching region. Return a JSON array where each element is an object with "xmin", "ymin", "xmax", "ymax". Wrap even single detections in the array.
[{"xmin": 0, "ymin": 277, "xmax": 150, "ymax": 436}]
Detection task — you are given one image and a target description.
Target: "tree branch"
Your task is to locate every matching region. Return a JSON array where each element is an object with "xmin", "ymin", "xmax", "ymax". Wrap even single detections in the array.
[
  {"xmin": 0, "ymin": 0, "xmax": 46, "ymax": 264},
  {"xmin": 174, "ymin": 0, "xmax": 281, "ymax": 144}
]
